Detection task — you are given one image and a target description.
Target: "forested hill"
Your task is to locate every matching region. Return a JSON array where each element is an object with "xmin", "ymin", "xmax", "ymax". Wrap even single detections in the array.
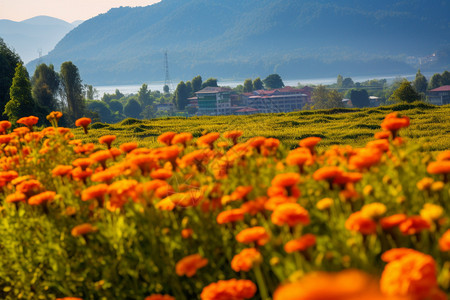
[{"xmin": 28, "ymin": 0, "xmax": 450, "ymax": 85}]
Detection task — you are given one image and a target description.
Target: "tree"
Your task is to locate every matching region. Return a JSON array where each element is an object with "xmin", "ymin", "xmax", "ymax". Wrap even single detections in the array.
[
  {"xmin": 253, "ymin": 77, "xmax": 263, "ymax": 90},
  {"xmin": 87, "ymin": 100, "xmax": 113, "ymax": 123},
  {"xmin": 350, "ymin": 89, "xmax": 370, "ymax": 108},
  {"xmin": 60, "ymin": 61, "xmax": 85, "ymax": 121},
  {"xmin": 174, "ymin": 81, "xmax": 189, "ymax": 110},
  {"xmin": 312, "ymin": 85, "xmax": 344, "ymax": 109},
  {"xmin": 429, "ymin": 73, "xmax": 443, "ymax": 90},
  {"xmin": 4, "ymin": 64, "xmax": 35, "ymax": 123},
  {"xmin": 389, "ymin": 80, "xmax": 420, "ymax": 103},
  {"xmin": 243, "ymin": 79, "xmax": 253, "ymax": 93},
  {"xmin": 163, "ymin": 84, "xmax": 170, "ymax": 94},
  {"xmin": 442, "ymin": 71, "xmax": 450, "ymax": 85},
  {"xmin": 123, "ymin": 99, "xmax": 142, "ymax": 119},
  {"xmin": 342, "ymin": 77, "xmax": 354, "ymax": 88},
  {"xmin": 84, "ymin": 84, "xmax": 98, "ymax": 100},
  {"xmin": 185, "ymin": 81, "xmax": 193, "ymax": 97},
  {"xmin": 138, "ymin": 84, "xmax": 153, "ymax": 107},
  {"xmin": 192, "ymin": 75, "xmax": 202, "ymax": 93},
  {"xmin": 109, "ymin": 100, "xmax": 123, "ymax": 114},
  {"xmin": 0, "ymin": 38, "xmax": 22, "ymax": 118},
  {"xmin": 141, "ymin": 105, "xmax": 156, "ymax": 119},
  {"xmin": 413, "ymin": 69, "xmax": 428, "ymax": 95},
  {"xmin": 263, "ymin": 74, "xmax": 284, "ymax": 90},
  {"xmin": 31, "ymin": 63, "xmax": 60, "ymax": 111},
  {"xmin": 336, "ymin": 75, "xmax": 343, "ymax": 88},
  {"xmin": 201, "ymin": 78, "xmax": 218, "ymax": 89}
]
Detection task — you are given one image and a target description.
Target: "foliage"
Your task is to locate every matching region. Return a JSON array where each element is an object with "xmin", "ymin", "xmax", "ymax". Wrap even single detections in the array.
[
  {"xmin": 84, "ymin": 84, "xmax": 98, "ymax": 100},
  {"xmin": 0, "ymin": 38, "xmax": 22, "ymax": 117},
  {"xmin": 192, "ymin": 75, "xmax": 202, "ymax": 93},
  {"xmin": 87, "ymin": 100, "xmax": 113, "ymax": 123},
  {"xmin": 3, "ymin": 64, "xmax": 35, "ymax": 123},
  {"xmin": 263, "ymin": 74, "xmax": 284, "ymax": 90},
  {"xmin": 389, "ymin": 80, "xmax": 420, "ymax": 103},
  {"xmin": 253, "ymin": 77, "xmax": 263, "ymax": 91},
  {"xmin": 124, "ymin": 98, "xmax": 142, "ymax": 119},
  {"xmin": 243, "ymin": 79, "xmax": 253, "ymax": 93},
  {"xmin": 60, "ymin": 61, "xmax": 85, "ymax": 122},
  {"xmin": 350, "ymin": 89, "xmax": 370, "ymax": 108},
  {"xmin": 413, "ymin": 69, "xmax": 427, "ymax": 95},
  {"xmin": 312, "ymin": 85, "xmax": 344, "ymax": 109},
  {"xmin": 0, "ymin": 108, "xmax": 449, "ymax": 299},
  {"xmin": 174, "ymin": 81, "xmax": 189, "ymax": 110},
  {"xmin": 31, "ymin": 63, "xmax": 60, "ymax": 112},
  {"xmin": 138, "ymin": 84, "xmax": 153, "ymax": 107},
  {"xmin": 109, "ymin": 100, "xmax": 123, "ymax": 114},
  {"xmin": 201, "ymin": 78, "xmax": 218, "ymax": 89}
]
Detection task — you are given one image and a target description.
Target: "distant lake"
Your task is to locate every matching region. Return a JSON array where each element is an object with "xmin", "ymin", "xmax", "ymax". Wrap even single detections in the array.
[{"xmin": 94, "ymin": 73, "xmax": 431, "ymax": 96}]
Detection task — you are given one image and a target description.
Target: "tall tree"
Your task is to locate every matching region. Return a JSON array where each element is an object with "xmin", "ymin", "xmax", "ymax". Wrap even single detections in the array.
[
  {"xmin": 428, "ymin": 73, "xmax": 443, "ymax": 90},
  {"xmin": 124, "ymin": 99, "xmax": 142, "ymax": 119},
  {"xmin": 60, "ymin": 61, "xmax": 85, "ymax": 121},
  {"xmin": 413, "ymin": 69, "xmax": 428, "ymax": 94},
  {"xmin": 0, "ymin": 38, "xmax": 22, "ymax": 118},
  {"xmin": 31, "ymin": 63, "xmax": 60, "ymax": 111},
  {"xmin": 253, "ymin": 77, "xmax": 263, "ymax": 90},
  {"xmin": 312, "ymin": 85, "xmax": 344, "ymax": 109},
  {"xmin": 174, "ymin": 81, "xmax": 189, "ymax": 110},
  {"xmin": 163, "ymin": 84, "xmax": 170, "ymax": 94},
  {"xmin": 442, "ymin": 71, "xmax": 450, "ymax": 86},
  {"xmin": 185, "ymin": 81, "xmax": 193, "ymax": 97},
  {"xmin": 350, "ymin": 89, "xmax": 370, "ymax": 108},
  {"xmin": 192, "ymin": 75, "xmax": 202, "ymax": 93},
  {"xmin": 389, "ymin": 80, "xmax": 420, "ymax": 103},
  {"xmin": 336, "ymin": 74, "xmax": 343, "ymax": 88},
  {"xmin": 342, "ymin": 77, "xmax": 354, "ymax": 88},
  {"xmin": 138, "ymin": 83, "xmax": 153, "ymax": 107},
  {"xmin": 201, "ymin": 78, "xmax": 218, "ymax": 89},
  {"xmin": 109, "ymin": 100, "xmax": 123, "ymax": 114},
  {"xmin": 84, "ymin": 84, "xmax": 98, "ymax": 100},
  {"xmin": 4, "ymin": 64, "xmax": 35, "ymax": 123},
  {"xmin": 263, "ymin": 74, "xmax": 284, "ymax": 90},
  {"xmin": 243, "ymin": 79, "xmax": 253, "ymax": 93}
]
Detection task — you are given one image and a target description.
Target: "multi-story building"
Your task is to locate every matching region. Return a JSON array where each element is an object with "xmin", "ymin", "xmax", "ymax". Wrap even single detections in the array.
[
  {"xmin": 247, "ymin": 87, "xmax": 309, "ymax": 113},
  {"xmin": 428, "ymin": 85, "xmax": 450, "ymax": 105},
  {"xmin": 195, "ymin": 87, "xmax": 232, "ymax": 115}
]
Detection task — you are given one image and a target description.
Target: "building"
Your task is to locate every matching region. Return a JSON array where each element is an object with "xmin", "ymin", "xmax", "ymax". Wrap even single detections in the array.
[
  {"xmin": 247, "ymin": 87, "xmax": 309, "ymax": 113},
  {"xmin": 195, "ymin": 87, "xmax": 232, "ymax": 115},
  {"xmin": 428, "ymin": 85, "xmax": 450, "ymax": 105}
]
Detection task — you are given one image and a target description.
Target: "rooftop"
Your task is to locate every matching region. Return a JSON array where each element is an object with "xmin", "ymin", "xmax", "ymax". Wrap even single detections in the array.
[
  {"xmin": 429, "ymin": 85, "xmax": 450, "ymax": 92},
  {"xmin": 196, "ymin": 87, "xmax": 231, "ymax": 94}
]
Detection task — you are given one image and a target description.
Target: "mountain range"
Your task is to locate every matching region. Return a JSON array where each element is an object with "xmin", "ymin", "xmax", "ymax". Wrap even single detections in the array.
[
  {"xmin": 0, "ymin": 16, "xmax": 82, "ymax": 63},
  {"xmin": 23, "ymin": 0, "xmax": 450, "ymax": 85}
]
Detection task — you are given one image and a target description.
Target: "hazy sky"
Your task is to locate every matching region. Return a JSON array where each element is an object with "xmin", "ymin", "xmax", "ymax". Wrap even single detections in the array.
[{"xmin": 0, "ymin": 0, "xmax": 161, "ymax": 23}]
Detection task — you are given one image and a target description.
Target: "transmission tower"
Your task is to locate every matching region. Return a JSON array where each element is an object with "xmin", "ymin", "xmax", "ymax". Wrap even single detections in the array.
[
  {"xmin": 37, "ymin": 48, "xmax": 42, "ymax": 64},
  {"xmin": 164, "ymin": 50, "xmax": 174, "ymax": 93}
]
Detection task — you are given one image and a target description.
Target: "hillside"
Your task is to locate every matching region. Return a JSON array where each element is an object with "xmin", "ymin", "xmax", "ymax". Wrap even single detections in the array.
[
  {"xmin": 0, "ymin": 16, "xmax": 76, "ymax": 63},
  {"xmin": 28, "ymin": 0, "xmax": 450, "ymax": 84},
  {"xmin": 75, "ymin": 102, "xmax": 450, "ymax": 152}
]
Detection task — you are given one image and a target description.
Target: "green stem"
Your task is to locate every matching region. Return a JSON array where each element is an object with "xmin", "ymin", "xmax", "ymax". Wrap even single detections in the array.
[{"xmin": 254, "ymin": 264, "xmax": 269, "ymax": 300}]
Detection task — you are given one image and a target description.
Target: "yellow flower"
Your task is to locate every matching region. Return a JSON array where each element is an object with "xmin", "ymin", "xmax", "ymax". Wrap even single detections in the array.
[
  {"xmin": 361, "ymin": 202, "xmax": 387, "ymax": 219},
  {"xmin": 431, "ymin": 181, "xmax": 444, "ymax": 192},
  {"xmin": 420, "ymin": 203, "xmax": 443, "ymax": 221},
  {"xmin": 316, "ymin": 198, "xmax": 333, "ymax": 210}
]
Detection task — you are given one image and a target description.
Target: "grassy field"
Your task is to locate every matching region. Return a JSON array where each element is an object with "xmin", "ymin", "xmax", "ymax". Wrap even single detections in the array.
[{"xmin": 76, "ymin": 102, "xmax": 450, "ymax": 152}]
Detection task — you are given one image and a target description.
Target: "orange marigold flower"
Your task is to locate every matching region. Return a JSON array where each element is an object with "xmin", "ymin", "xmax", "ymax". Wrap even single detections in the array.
[
  {"xmin": 28, "ymin": 191, "xmax": 56, "ymax": 205},
  {"xmin": 271, "ymin": 203, "xmax": 310, "ymax": 227},
  {"xmin": 201, "ymin": 279, "xmax": 257, "ymax": 300},
  {"xmin": 56, "ymin": 298, "xmax": 83, "ymax": 300},
  {"xmin": 0, "ymin": 134, "xmax": 13, "ymax": 144},
  {"xmin": 16, "ymin": 179, "xmax": 43, "ymax": 194},
  {"xmin": 374, "ymin": 131, "xmax": 392, "ymax": 140},
  {"xmin": 236, "ymin": 226, "xmax": 270, "ymax": 246},
  {"xmin": 274, "ymin": 269, "xmax": 394, "ymax": 300},
  {"xmin": 427, "ymin": 161, "xmax": 450, "ymax": 175},
  {"xmin": 217, "ymin": 208, "xmax": 245, "ymax": 224},
  {"xmin": 0, "ymin": 170, "xmax": 18, "ymax": 183},
  {"xmin": 380, "ymin": 250, "xmax": 437, "ymax": 299},
  {"xmin": 120, "ymin": 142, "xmax": 138, "ymax": 153},
  {"xmin": 99, "ymin": 135, "xmax": 116, "ymax": 149},
  {"xmin": 333, "ymin": 172, "xmax": 363, "ymax": 185},
  {"xmin": 157, "ymin": 132, "xmax": 177, "ymax": 145},
  {"xmin": 150, "ymin": 168, "xmax": 173, "ymax": 180},
  {"xmin": 81, "ymin": 184, "xmax": 109, "ymax": 201},
  {"xmin": 241, "ymin": 197, "xmax": 266, "ymax": 215},
  {"xmin": 71, "ymin": 167, "xmax": 93, "ymax": 182},
  {"xmin": 175, "ymin": 254, "xmax": 208, "ymax": 277},
  {"xmin": 224, "ymin": 130, "xmax": 243, "ymax": 144},
  {"xmin": 284, "ymin": 234, "xmax": 316, "ymax": 253},
  {"xmin": 71, "ymin": 223, "xmax": 98, "ymax": 237},
  {"xmin": 399, "ymin": 216, "xmax": 430, "ymax": 235},
  {"xmin": 154, "ymin": 145, "xmax": 181, "ymax": 160},
  {"xmin": 416, "ymin": 177, "xmax": 434, "ymax": 191},
  {"xmin": 380, "ymin": 214, "xmax": 408, "ymax": 230},
  {"xmin": 381, "ymin": 248, "xmax": 420, "ymax": 263},
  {"xmin": 91, "ymin": 168, "xmax": 120, "ymax": 182},
  {"xmin": 348, "ymin": 148, "xmax": 383, "ymax": 170},
  {"xmin": 247, "ymin": 136, "xmax": 266, "ymax": 149},
  {"xmin": 181, "ymin": 228, "xmax": 194, "ymax": 239},
  {"xmin": 299, "ymin": 136, "xmax": 321, "ymax": 150},
  {"xmin": 145, "ymin": 294, "xmax": 175, "ymax": 300},
  {"xmin": 264, "ymin": 196, "xmax": 296, "ymax": 211},
  {"xmin": 74, "ymin": 143, "xmax": 95, "ymax": 154},
  {"xmin": 172, "ymin": 132, "xmax": 193, "ymax": 146},
  {"xmin": 286, "ymin": 148, "xmax": 313, "ymax": 168},
  {"xmin": 313, "ymin": 166, "xmax": 343, "ymax": 182},
  {"xmin": 155, "ymin": 198, "xmax": 176, "ymax": 211},
  {"xmin": 5, "ymin": 192, "xmax": 26, "ymax": 203},
  {"xmin": 75, "ymin": 117, "xmax": 91, "ymax": 134},
  {"xmin": 230, "ymin": 186, "xmax": 253, "ymax": 201},
  {"xmin": 437, "ymin": 150, "xmax": 450, "ymax": 161},
  {"xmin": 366, "ymin": 139, "xmax": 390, "ymax": 152},
  {"xmin": 17, "ymin": 116, "xmax": 39, "ymax": 128},
  {"xmin": 155, "ymin": 184, "xmax": 175, "ymax": 199},
  {"xmin": 345, "ymin": 211, "xmax": 377, "ymax": 235},
  {"xmin": 381, "ymin": 114, "xmax": 410, "ymax": 133},
  {"xmin": 90, "ymin": 150, "xmax": 113, "ymax": 165},
  {"xmin": 197, "ymin": 132, "xmax": 220, "ymax": 148},
  {"xmin": 231, "ymin": 248, "xmax": 262, "ymax": 272},
  {"xmin": 0, "ymin": 120, "xmax": 12, "ymax": 131},
  {"xmin": 271, "ymin": 172, "xmax": 301, "ymax": 187},
  {"xmin": 439, "ymin": 229, "xmax": 450, "ymax": 252},
  {"xmin": 72, "ymin": 158, "xmax": 94, "ymax": 170}
]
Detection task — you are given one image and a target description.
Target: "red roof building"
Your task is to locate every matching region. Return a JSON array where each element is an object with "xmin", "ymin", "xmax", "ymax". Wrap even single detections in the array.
[{"xmin": 428, "ymin": 85, "xmax": 450, "ymax": 105}]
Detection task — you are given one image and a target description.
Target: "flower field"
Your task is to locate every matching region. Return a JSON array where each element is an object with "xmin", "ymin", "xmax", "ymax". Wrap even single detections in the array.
[{"xmin": 0, "ymin": 109, "xmax": 449, "ymax": 300}]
